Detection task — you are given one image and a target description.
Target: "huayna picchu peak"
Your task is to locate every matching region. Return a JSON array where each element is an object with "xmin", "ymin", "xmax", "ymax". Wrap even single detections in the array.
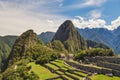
[{"xmin": 52, "ymin": 20, "xmax": 87, "ymax": 53}]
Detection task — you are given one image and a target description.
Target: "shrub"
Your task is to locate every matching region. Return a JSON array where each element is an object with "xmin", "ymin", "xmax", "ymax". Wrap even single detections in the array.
[{"xmin": 75, "ymin": 48, "xmax": 114, "ymax": 60}]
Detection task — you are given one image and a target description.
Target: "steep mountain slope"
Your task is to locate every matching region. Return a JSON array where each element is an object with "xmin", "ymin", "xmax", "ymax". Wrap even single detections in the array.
[
  {"xmin": 6, "ymin": 30, "xmax": 41, "ymax": 67},
  {"xmin": 0, "ymin": 36, "xmax": 17, "ymax": 48},
  {"xmin": 52, "ymin": 20, "xmax": 87, "ymax": 53},
  {"xmin": 87, "ymin": 40, "xmax": 110, "ymax": 49},
  {"xmin": 0, "ymin": 36, "xmax": 17, "ymax": 56},
  {"xmin": 0, "ymin": 36, "xmax": 17, "ymax": 71}
]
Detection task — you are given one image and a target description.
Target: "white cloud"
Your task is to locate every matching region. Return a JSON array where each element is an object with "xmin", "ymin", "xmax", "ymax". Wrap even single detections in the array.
[
  {"xmin": 72, "ymin": 16, "xmax": 120, "ymax": 30},
  {"xmin": 108, "ymin": 16, "xmax": 120, "ymax": 30},
  {"xmin": 0, "ymin": 0, "xmax": 69, "ymax": 36},
  {"xmin": 67, "ymin": 0, "xmax": 107, "ymax": 9},
  {"xmin": 47, "ymin": 20, "xmax": 54, "ymax": 24},
  {"xmin": 89, "ymin": 10, "xmax": 102, "ymax": 19},
  {"xmin": 73, "ymin": 16, "xmax": 106, "ymax": 29},
  {"xmin": 81, "ymin": 0, "xmax": 107, "ymax": 7}
]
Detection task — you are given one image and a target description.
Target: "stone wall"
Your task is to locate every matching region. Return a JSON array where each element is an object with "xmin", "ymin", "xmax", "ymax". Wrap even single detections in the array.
[
  {"xmin": 66, "ymin": 61, "xmax": 120, "ymax": 76},
  {"xmin": 97, "ymin": 61, "xmax": 120, "ymax": 71},
  {"xmin": 85, "ymin": 56, "xmax": 120, "ymax": 64}
]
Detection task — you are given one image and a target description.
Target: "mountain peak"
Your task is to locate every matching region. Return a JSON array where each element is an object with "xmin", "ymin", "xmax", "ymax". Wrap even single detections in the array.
[
  {"xmin": 60, "ymin": 20, "xmax": 74, "ymax": 31},
  {"xmin": 52, "ymin": 20, "xmax": 87, "ymax": 53},
  {"xmin": 63, "ymin": 20, "xmax": 73, "ymax": 25},
  {"xmin": 6, "ymin": 29, "xmax": 41, "ymax": 66},
  {"xmin": 52, "ymin": 20, "xmax": 76, "ymax": 42}
]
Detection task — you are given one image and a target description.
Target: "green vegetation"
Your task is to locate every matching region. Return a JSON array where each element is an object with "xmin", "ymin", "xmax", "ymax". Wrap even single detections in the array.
[
  {"xmin": 90, "ymin": 74, "xmax": 120, "ymax": 80},
  {"xmin": 52, "ymin": 20, "xmax": 87, "ymax": 53},
  {"xmin": 0, "ymin": 41, "xmax": 11, "ymax": 72},
  {"xmin": 87, "ymin": 40, "xmax": 110, "ymax": 49},
  {"xmin": 2, "ymin": 59, "xmax": 39, "ymax": 80},
  {"xmin": 2, "ymin": 58, "xmax": 120, "ymax": 80},
  {"xmin": 28, "ymin": 62, "xmax": 58, "ymax": 80},
  {"xmin": 6, "ymin": 30, "xmax": 59, "ymax": 67},
  {"xmin": 47, "ymin": 40, "xmax": 68, "ymax": 53},
  {"xmin": 7, "ymin": 30, "xmax": 40, "ymax": 66},
  {"xmin": 0, "ymin": 35, "xmax": 17, "ymax": 72},
  {"xmin": 26, "ymin": 60, "xmax": 120, "ymax": 80},
  {"xmin": 45, "ymin": 60, "xmax": 88, "ymax": 80},
  {"xmin": 51, "ymin": 60, "xmax": 73, "ymax": 69},
  {"xmin": 26, "ymin": 43, "xmax": 59, "ymax": 65},
  {"xmin": 75, "ymin": 48, "xmax": 114, "ymax": 60},
  {"xmin": 0, "ymin": 27, "xmax": 119, "ymax": 80}
]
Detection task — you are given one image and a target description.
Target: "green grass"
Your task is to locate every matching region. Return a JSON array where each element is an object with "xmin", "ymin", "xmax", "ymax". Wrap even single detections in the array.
[
  {"xmin": 56, "ymin": 70, "xmax": 64, "ymax": 75},
  {"xmin": 73, "ymin": 71, "xmax": 87, "ymax": 77},
  {"xmin": 70, "ymin": 60, "xmax": 102, "ymax": 69},
  {"xmin": 90, "ymin": 74, "xmax": 120, "ymax": 80},
  {"xmin": 65, "ymin": 72, "xmax": 82, "ymax": 79},
  {"xmin": 51, "ymin": 60, "xmax": 73, "ymax": 69},
  {"xmin": 61, "ymin": 75, "xmax": 74, "ymax": 80},
  {"xmin": 55, "ymin": 78, "xmax": 63, "ymax": 80},
  {"xmin": 27, "ymin": 60, "xmax": 120, "ymax": 80},
  {"xmin": 28, "ymin": 62, "xmax": 58, "ymax": 80},
  {"xmin": 45, "ymin": 63, "xmax": 59, "ymax": 70}
]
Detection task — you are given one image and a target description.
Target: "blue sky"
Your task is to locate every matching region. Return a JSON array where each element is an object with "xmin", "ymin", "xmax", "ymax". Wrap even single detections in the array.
[{"xmin": 0, "ymin": 0, "xmax": 120, "ymax": 35}]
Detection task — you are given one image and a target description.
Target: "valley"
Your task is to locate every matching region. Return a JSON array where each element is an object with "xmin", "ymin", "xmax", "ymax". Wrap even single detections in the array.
[{"xmin": 0, "ymin": 20, "xmax": 120, "ymax": 80}]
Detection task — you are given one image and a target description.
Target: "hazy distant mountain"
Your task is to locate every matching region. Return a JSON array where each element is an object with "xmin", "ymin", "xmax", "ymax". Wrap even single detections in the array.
[
  {"xmin": 38, "ymin": 32, "xmax": 55, "ymax": 43},
  {"xmin": 76, "ymin": 26, "xmax": 120, "ymax": 54}
]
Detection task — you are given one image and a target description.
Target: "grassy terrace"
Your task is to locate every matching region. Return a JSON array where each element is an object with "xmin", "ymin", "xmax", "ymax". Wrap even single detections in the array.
[
  {"xmin": 90, "ymin": 74, "xmax": 120, "ymax": 80},
  {"xmin": 73, "ymin": 70, "xmax": 88, "ymax": 77},
  {"xmin": 28, "ymin": 62, "xmax": 58, "ymax": 80},
  {"xmin": 68, "ymin": 60, "xmax": 120, "ymax": 80},
  {"xmin": 28, "ymin": 60, "xmax": 120, "ymax": 80},
  {"xmin": 45, "ymin": 60, "xmax": 88, "ymax": 80},
  {"xmin": 51, "ymin": 60, "xmax": 73, "ymax": 69}
]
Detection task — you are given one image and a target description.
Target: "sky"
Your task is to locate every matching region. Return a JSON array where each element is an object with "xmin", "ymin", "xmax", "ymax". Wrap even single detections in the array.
[{"xmin": 0, "ymin": 0, "xmax": 120, "ymax": 36}]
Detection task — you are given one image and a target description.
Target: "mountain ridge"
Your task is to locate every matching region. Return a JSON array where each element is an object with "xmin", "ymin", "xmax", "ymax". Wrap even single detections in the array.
[{"xmin": 77, "ymin": 26, "xmax": 120, "ymax": 53}]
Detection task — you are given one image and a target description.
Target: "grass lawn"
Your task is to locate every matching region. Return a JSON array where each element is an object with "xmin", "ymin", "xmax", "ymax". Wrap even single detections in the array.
[
  {"xmin": 28, "ymin": 62, "xmax": 58, "ymax": 80},
  {"xmin": 90, "ymin": 74, "xmax": 120, "ymax": 80}
]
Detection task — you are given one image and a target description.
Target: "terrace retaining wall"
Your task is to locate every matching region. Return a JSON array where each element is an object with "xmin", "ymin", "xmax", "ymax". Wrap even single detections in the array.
[
  {"xmin": 66, "ymin": 61, "xmax": 120, "ymax": 76},
  {"xmin": 97, "ymin": 61, "xmax": 120, "ymax": 71},
  {"xmin": 85, "ymin": 56, "xmax": 120, "ymax": 64}
]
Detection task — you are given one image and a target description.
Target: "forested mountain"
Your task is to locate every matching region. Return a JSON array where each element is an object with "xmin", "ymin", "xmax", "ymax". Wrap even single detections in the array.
[
  {"xmin": 6, "ymin": 30, "xmax": 41, "ymax": 67},
  {"xmin": 0, "ymin": 36, "xmax": 17, "ymax": 71},
  {"xmin": 52, "ymin": 20, "xmax": 87, "ymax": 53}
]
